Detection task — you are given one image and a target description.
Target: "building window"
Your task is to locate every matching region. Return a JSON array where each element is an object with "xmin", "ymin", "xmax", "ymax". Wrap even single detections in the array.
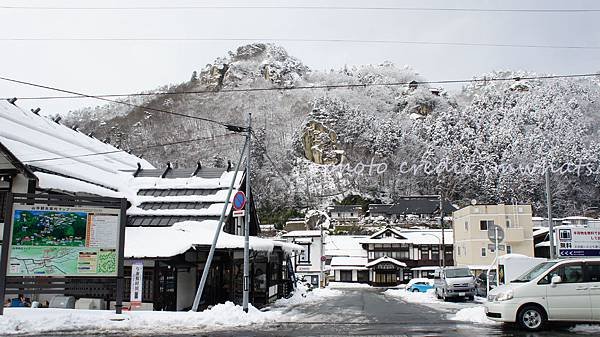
[
  {"xmin": 298, "ymin": 244, "xmax": 310, "ymax": 263},
  {"xmin": 506, "ymin": 245, "xmax": 512, "ymax": 254},
  {"xmin": 481, "ymin": 248, "xmax": 487, "ymax": 257},
  {"xmin": 506, "ymin": 219, "xmax": 511, "ymax": 228},
  {"xmin": 350, "ymin": 212, "xmax": 354, "ymax": 217},
  {"xmin": 420, "ymin": 246, "xmax": 429, "ymax": 260},
  {"xmin": 464, "ymin": 221, "xmax": 468, "ymax": 230},
  {"xmin": 480, "ymin": 220, "xmax": 493, "ymax": 231}
]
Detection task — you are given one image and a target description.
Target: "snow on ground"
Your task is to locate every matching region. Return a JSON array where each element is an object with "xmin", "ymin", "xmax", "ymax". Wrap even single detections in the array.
[
  {"xmin": 328, "ymin": 282, "xmax": 372, "ymax": 289},
  {"xmin": 571, "ymin": 325, "xmax": 600, "ymax": 334},
  {"xmin": 0, "ymin": 302, "xmax": 281, "ymax": 336},
  {"xmin": 384, "ymin": 288, "xmax": 440, "ymax": 304},
  {"xmin": 274, "ymin": 283, "xmax": 342, "ymax": 307},
  {"xmin": 449, "ymin": 306, "xmax": 498, "ymax": 325},
  {"xmin": 0, "ymin": 284, "xmax": 339, "ymax": 335}
]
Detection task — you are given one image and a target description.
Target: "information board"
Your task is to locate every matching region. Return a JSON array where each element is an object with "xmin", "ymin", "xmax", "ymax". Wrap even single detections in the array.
[
  {"xmin": 7, "ymin": 204, "xmax": 120, "ymax": 277},
  {"xmin": 558, "ymin": 227, "xmax": 600, "ymax": 257}
]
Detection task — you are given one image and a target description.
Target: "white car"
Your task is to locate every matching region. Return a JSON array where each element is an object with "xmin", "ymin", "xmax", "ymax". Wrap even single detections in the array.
[{"xmin": 485, "ymin": 257, "xmax": 600, "ymax": 331}]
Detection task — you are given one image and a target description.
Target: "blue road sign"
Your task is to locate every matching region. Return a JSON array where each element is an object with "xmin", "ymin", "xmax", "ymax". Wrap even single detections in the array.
[
  {"xmin": 233, "ymin": 191, "xmax": 246, "ymax": 211},
  {"xmin": 559, "ymin": 249, "xmax": 600, "ymax": 257}
]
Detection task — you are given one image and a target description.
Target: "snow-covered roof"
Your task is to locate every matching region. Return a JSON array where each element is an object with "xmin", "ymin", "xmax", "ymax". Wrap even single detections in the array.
[
  {"xmin": 125, "ymin": 220, "xmax": 302, "ymax": 258},
  {"xmin": 360, "ymin": 229, "xmax": 453, "ymax": 245},
  {"xmin": 325, "ymin": 235, "xmax": 368, "ymax": 258},
  {"xmin": 365, "ymin": 256, "xmax": 407, "ymax": 268},
  {"xmin": 330, "ymin": 256, "xmax": 368, "ymax": 267},
  {"xmin": 281, "ymin": 230, "xmax": 323, "ymax": 237},
  {"xmin": 0, "ymin": 101, "xmax": 154, "ymax": 192}
]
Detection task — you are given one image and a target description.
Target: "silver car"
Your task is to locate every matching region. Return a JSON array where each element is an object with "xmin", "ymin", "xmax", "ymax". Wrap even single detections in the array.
[{"xmin": 434, "ymin": 267, "xmax": 476, "ymax": 301}]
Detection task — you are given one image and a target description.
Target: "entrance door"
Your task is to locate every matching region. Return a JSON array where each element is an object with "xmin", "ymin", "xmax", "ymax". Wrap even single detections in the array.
[{"xmin": 543, "ymin": 262, "xmax": 591, "ymax": 321}]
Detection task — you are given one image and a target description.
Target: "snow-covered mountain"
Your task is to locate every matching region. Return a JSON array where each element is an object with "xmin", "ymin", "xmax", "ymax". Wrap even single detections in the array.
[{"xmin": 64, "ymin": 44, "xmax": 600, "ymax": 218}]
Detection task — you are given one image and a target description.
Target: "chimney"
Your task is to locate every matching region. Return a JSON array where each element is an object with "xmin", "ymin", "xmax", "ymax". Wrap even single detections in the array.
[{"xmin": 31, "ymin": 108, "xmax": 41, "ymax": 115}]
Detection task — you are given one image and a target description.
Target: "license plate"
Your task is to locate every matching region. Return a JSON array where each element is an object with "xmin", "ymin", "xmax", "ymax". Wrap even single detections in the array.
[{"xmin": 459, "ymin": 292, "xmax": 466, "ymax": 296}]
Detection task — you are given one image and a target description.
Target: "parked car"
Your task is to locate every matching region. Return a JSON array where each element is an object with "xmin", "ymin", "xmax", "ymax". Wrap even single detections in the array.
[
  {"xmin": 433, "ymin": 267, "xmax": 476, "ymax": 301},
  {"xmin": 485, "ymin": 258, "xmax": 600, "ymax": 331},
  {"xmin": 475, "ymin": 271, "xmax": 497, "ymax": 297},
  {"xmin": 406, "ymin": 278, "xmax": 434, "ymax": 293}
]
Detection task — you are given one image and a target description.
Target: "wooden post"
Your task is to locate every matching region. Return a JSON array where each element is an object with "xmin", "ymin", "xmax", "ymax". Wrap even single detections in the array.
[
  {"xmin": 115, "ymin": 198, "xmax": 127, "ymax": 314},
  {"xmin": 0, "ymin": 193, "xmax": 14, "ymax": 315}
]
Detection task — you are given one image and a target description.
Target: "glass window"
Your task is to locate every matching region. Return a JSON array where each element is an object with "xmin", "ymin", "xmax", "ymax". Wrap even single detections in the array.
[
  {"xmin": 464, "ymin": 221, "xmax": 468, "ymax": 230},
  {"xmin": 481, "ymin": 248, "xmax": 487, "ymax": 257},
  {"xmin": 480, "ymin": 220, "xmax": 493, "ymax": 231},
  {"xmin": 506, "ymin": 245, "xmax": 512, "ymax": 254},
  {"xmin": 506, "ymin": 219, "xmax": 511, "ymax": 228},
  {"xmin": 540, "ymin": 263, "xmax": 584, "ymax": 284},
  {"xmin": 513, "ymin": 261, "xmax": 557, "ymax": 283},
  {"xmin": 298, "ymin": 245, "xmax": 310, "ymax": 263},
  {"xmin": 340, "ymin": 270, "xmax": 352, "ymax": 282},
  {"xmin": 587, "ymin": 263, "xmax": 600, "ymax": 282}
]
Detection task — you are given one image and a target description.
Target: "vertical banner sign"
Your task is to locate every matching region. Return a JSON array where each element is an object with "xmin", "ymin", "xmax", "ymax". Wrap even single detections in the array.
[{"xmin": 130, "ymin": 261, "xmax": 143, "ymax": 307}]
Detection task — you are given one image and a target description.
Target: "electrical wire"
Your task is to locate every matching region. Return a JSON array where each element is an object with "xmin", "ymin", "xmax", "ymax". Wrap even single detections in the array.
[
  {"xmin": 1, "ymin": 5, "xmax": 599, "ymax": 13},
  {"xmin": 21, "ymin": 132, "xmax": 240, "ymax": 164},
  {"xmin": 0, "ymin": 76, "xmax": 242, "ymax": 128},
  {"xmin": 2, "ymin": 37, "xmax": 599, "ymax": 50},
  {"xmin": 3, "ymin": 73, "xmax": 599, "ymax": 101}
]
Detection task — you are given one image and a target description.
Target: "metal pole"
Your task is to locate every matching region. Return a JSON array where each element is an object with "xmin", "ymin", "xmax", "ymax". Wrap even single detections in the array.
[
  {"xmin": 320, "ymin": 221, "xmax": 324, "ymax": 288},
  {"xmin": 243, "ymin": 112, "xmax": 251, "ymax": 313},
  {"xmin": 495, "ymin": 226, "xmax": 500, "ymax": 286},
  {"xmin": 115, "ymin": 198, "xmax": 127, "ymax": 315},
  {"xmin": 0, "ymin": 192, "xmax": 14, "ymax": 316},
  {"xmin": 439, "ymin": 195, "xmax": 446, "ymax": 268},
  {"xmin": 191, "ymin": 136, "xmax": 249, "ymax": 312},
  {"xmin": 545, "ymin": 169, "xmax": 555, "ymax": 259}
]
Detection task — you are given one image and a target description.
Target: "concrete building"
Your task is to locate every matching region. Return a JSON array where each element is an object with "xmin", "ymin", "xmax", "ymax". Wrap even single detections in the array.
[
  {"xmin": 282, "ymin": 230, "xmax": 326, "ymax": 287},
  {"xmin": 452, "ymin": 204, "xmax": 535, "ymax": 272},
  {"xmin": 328, "ymin": 205, "xmax": 362, "ymax": 223}
]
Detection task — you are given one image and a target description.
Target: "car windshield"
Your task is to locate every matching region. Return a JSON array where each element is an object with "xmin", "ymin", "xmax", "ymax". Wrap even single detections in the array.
[
  {"xmin": 445, "ymin": 268, "xmax": 472, "ymax": 278},
  {"xmin": 512, "ymin": 261, "xmax": 558, "ymax": 283}
]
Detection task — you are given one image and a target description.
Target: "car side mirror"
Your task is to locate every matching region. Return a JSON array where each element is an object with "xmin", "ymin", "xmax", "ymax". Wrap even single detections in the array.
[{"xmin": 551, "ymin": 275, "xmax": 562, "ymax": 285}]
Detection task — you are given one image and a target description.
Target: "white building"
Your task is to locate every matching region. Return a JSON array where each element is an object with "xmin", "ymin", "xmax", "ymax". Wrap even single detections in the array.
[{"xmin": 282, "ymin": 230, "xmax": 326, "ymax": 286}]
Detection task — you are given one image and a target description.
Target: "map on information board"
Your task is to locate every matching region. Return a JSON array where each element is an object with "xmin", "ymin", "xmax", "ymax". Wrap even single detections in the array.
[{"xmin": 7, "ymin": 204, "xmax": 120, "ymax": 277}]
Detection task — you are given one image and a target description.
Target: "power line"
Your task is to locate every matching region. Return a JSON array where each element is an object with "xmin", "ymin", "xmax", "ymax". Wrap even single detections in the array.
[
  {"xmin": 1, "ymin": 5, "xmax": 599, "ymax": 13},
  {"xmin": 2, "ymin": 37, "xmax": 599, "ymax": 50},
  {"xmin": 21, "ymin": 133, "xmax": 240, "ymax": 164},
  {"xmin": 0, "ymin": 76, "xmax": 242, "ymax": 129},
  {"xmin": 4, "ymin": 73, "xmax": 599, "ymax": 101}
]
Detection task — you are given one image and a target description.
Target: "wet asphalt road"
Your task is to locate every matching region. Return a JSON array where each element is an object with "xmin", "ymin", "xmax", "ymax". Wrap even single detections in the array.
[{"xmin": 41, "ymin": 288, "xmax": 598, "ymax": 337}]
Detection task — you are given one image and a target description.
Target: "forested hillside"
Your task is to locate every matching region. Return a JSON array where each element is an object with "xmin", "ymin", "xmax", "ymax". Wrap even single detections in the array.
[{"xmin": 64, "ymin": 44, "xmax": 600, "ymax": 218}]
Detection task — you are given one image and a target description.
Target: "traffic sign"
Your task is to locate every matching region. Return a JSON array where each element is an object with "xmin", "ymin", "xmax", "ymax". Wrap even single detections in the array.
[
  {"xmin": 488, "ymin": 224, "xmax": 505, "ymax": 243},
  {"xmin": 233, "ymin": 191, "xmax": 246, "ymax": 211},
  {"xmin": 321, "ymin": 256, "xmax": 327, "ymax": 262},
  {"xmin": 233, "ymin": 210, "xmax": 246, "ymax": 217}
]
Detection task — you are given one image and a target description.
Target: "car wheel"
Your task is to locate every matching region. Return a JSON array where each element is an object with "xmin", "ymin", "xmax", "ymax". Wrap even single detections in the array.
[
  {"xmin": 412, "ymin": 288, "xmax": 419, "ymax": 293},
  {"xmin": 435, "ymin": 289, "xmax": 441, "ymax": 299},
  {"xmin": 517, "ymin": 305, "xmax": 546, "ymax": 331}
]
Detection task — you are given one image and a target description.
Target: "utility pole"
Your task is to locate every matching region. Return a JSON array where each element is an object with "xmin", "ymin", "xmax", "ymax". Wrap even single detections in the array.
[
  {"xmin": 439, "ymin": 195, "xmax": 446, "ymax": 268},
  {"xmin": 191, "ymin": 136, "xmax": 248, "ymax": 312},
  {"xmin": 545, "ymin": 169, "xmax": 555, "ymax": 259},
  {"xmin": 320, "ymin": 219, "xmax": 324, "ymax": 288},
  {"xmin": 243, "ymin": 112, "xmax": 252, "ymax": 312}
]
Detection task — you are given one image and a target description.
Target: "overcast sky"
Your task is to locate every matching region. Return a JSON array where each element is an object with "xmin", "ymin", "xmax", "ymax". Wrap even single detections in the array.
[{"xmin": 1, "ymin": 0, "xmax": 599, "ymax": 115}]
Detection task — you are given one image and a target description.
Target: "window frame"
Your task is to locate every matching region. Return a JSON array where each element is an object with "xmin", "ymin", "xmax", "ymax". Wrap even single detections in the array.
[
  {"xmin": 298, "ymin": 244, "xmax": 311, "ymax": 264},
  {"xmin": 480, "ymin": 220, "xmax": 493, "ymax": 231}
]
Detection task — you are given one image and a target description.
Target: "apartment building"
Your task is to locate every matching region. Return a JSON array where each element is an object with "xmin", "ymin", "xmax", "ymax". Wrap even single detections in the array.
[{"xmin": 452, "ymin": 204, "xmax": 534, "ymax": 271}]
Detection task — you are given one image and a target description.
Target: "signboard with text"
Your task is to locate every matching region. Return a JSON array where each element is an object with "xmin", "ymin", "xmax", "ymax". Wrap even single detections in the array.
[
  {"xmin": 130, "ymin": 261, "xmax": 143, "ymax": 305},
  {"xmin": 6, "ymin": 204, "xmax": 120, "ymax": 277},
  {"xmin": 558, "ymin": 227, "xmax": 600, "ymax": 257}
]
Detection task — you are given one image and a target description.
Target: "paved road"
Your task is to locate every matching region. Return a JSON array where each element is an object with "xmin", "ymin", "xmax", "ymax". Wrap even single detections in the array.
[
  {"xmin": 212, "ymin": 288, "xmax": 594, "ymax": 337},
  {"xmin": 40, "ymin": 288, "xmax": 598, "ymax": 337}
]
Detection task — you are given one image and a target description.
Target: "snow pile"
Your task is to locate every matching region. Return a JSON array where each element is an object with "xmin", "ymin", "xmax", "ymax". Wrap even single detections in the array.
[
  {"xmin": 274, "ymin": 283, "xmax": 342, "ymax": 307},
  {"xmin": 384, "ymin": 288, "xmax": 439, "ymax": 304},
  {"xmin": 0, "ymin": 302, "xmax": 281, "ymax": 335},
  {"xmin": 328, "ymin": 282, "xmax": 372, "ymax": 289},
  {"xmin": 571, "ymin": 325, "xmax": 600, "ymax": 333},
  {"xmin": 449, "ymin": 306, "xmax": 499, "ymax": 325}
]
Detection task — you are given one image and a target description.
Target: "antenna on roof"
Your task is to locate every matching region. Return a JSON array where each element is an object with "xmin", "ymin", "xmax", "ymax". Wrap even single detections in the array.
[
  {"xmin": 53, "ymin": 116, "xmax": 62, "ymax": 124},
  {"xmin": 226, "ymin": 160, "xmax": 232, "ymax": 172},
  {"xmin": 71, "ymin": 125, "xmax": 79, "ymax": 131},
  {"xmin": 30, "ymin": 108, "xmax": 41, "ymax": 115},
  {"xmin": 87, "ymin": 132, "xmax": 95, "ymax": 138},
  {"xmin": 192, "ymin": 161, "xmax": 202, "ymax": 176},
  {"xmin": 102, "ymin": 138, "xmax": 110, "ymax": 143},
  {"xmin": 161, "ymin": 162, "xmax": 172, "ymax": 178},
  {"xmin": 7, "ymin": 97, "xmax": 17, "ymax": 105},
  {"xmin": 133, "ymin": 162, "xmax": 143, "ymax": 177}
]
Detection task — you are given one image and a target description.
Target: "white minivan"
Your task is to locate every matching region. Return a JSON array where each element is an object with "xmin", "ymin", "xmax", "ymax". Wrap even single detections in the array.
[{"xmin": 485, "ymin": 258, "xmax": 600, "ymax": 331}]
